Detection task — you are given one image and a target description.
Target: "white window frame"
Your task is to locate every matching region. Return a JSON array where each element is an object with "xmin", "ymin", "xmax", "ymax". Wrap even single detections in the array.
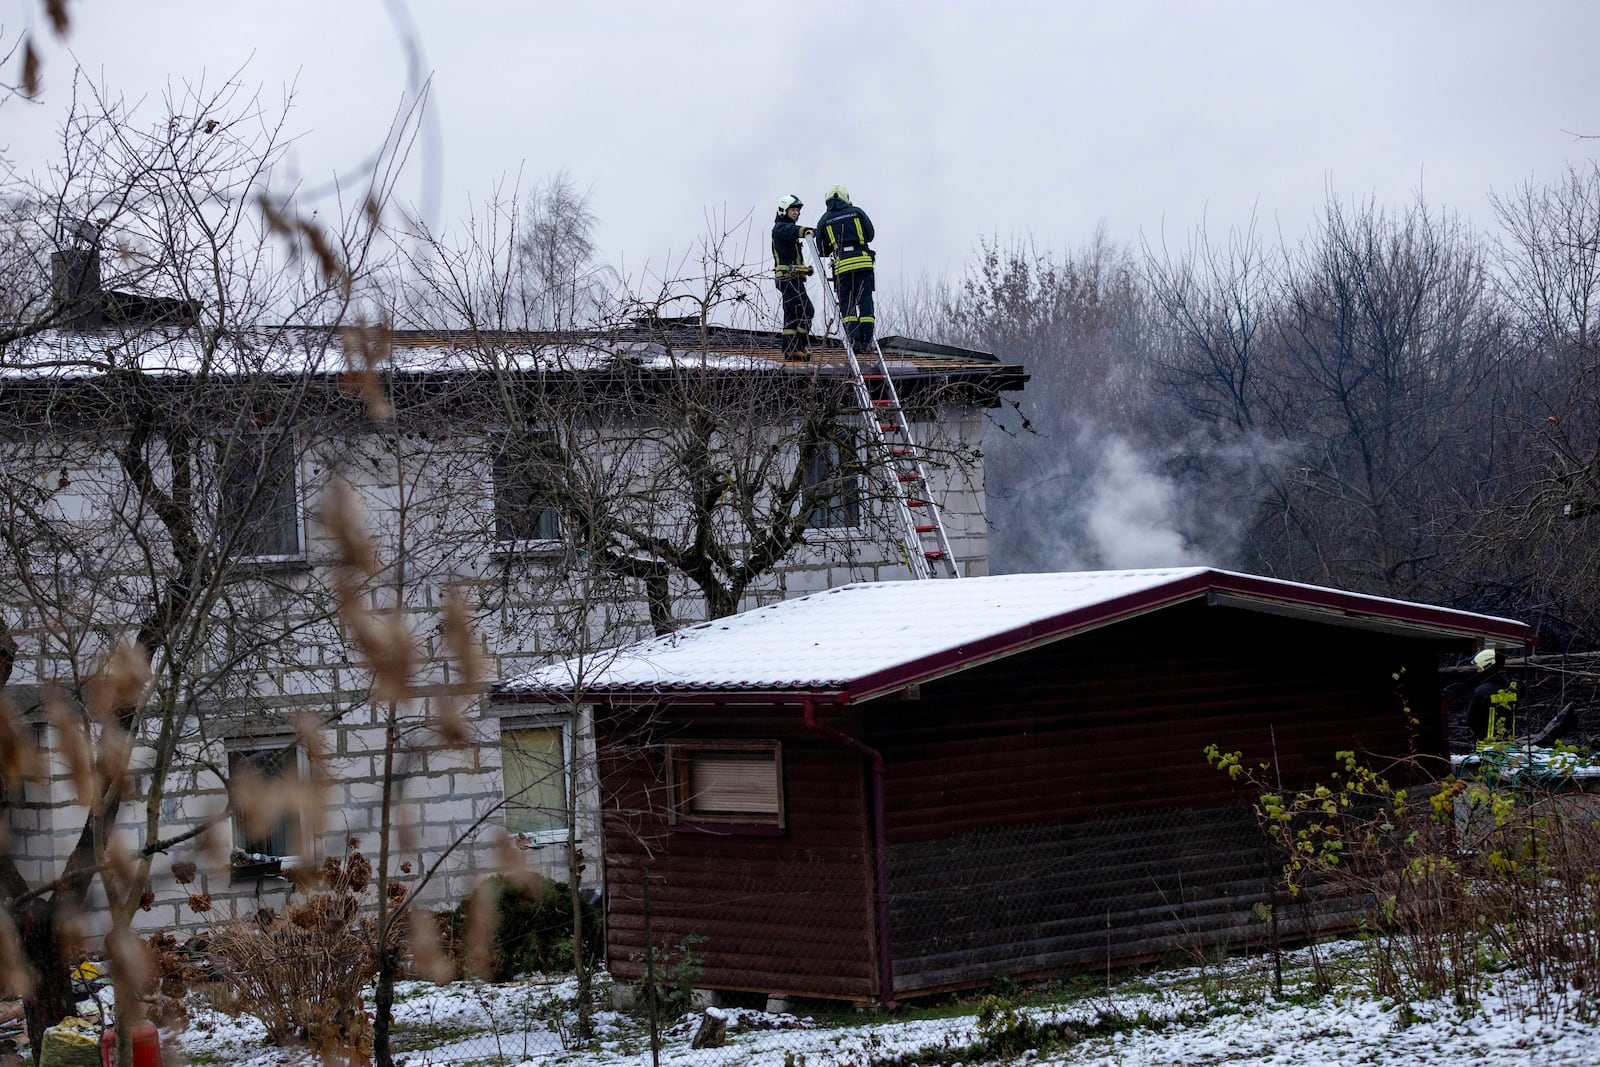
[
  {"xmin": 491, "ymin": 430, "xmax": 565, "ymax": 552},
  {"xmin": 500, "ymin": 717, "xmax": 575, "ymax": 846},
  {"xmin": 216, "ymin": 430, "xmax": 305, "ymax": 563},
  {"xmin": 667, "ymin": 740, "xmax": 785, "ymax": 829}
]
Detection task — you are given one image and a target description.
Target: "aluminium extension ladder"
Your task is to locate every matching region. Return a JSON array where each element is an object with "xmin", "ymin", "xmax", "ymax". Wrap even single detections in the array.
[{"xmin": 805, "ymin": 237, "xmax": 961, "ymax": 579}]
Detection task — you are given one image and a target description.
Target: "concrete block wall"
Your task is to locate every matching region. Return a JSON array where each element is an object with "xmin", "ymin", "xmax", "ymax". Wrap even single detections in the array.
[{"xmin": 3, "ymin": 393, "xmax": 993, "ymax": 940}]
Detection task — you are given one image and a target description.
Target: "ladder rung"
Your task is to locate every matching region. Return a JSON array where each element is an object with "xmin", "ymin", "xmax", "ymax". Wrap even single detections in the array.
[
  {"xmin": 879, "ymin": 423, "xmax": 902, "ymax": 433},
  {"xmin": 906, "ymin": 498, "xmax": 929, "ymax": 507},
  {"xmin": 915, "ymin": 524, "xmax": 939, "ymax": 533},
  {"xmin": 924, "ymin": 550, "xmax": 948, "ymax": 560},
  {"xmin": 862, "ymin": 374, "xmax": 885, "ymax": 381},
  {"xmin": 897, "ymin": 473, "xmax": 923, "ymax": 482},
  {"xmin": 871, "ymin": 399, "xmax": 896, "ymax": 408},
  {"xmin": 891, "ymin": 448, "xmax": 913, "ymax": 457}
]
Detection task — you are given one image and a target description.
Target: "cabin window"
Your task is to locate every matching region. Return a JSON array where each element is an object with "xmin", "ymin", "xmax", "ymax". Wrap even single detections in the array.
[
  {"xmin": 804, "ymin": 425, "xmax": 861, "ymax": 530},
  {"xmin": 668, "ymin": 742, "xmax": 784, "ymax": 828},
  {"xmin": 501, "ymin": 721, "xmax": 571, "ymax": 844},
  {"xmin": 217, "ymin": 432, "xmax": 303, "ymax": 559},
  {"xmin": 493, "ymin": 433, "xmax": 563, "ymax": 544}
]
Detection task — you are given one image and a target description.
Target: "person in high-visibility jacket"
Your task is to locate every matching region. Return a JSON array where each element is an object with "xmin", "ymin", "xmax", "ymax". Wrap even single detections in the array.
[
  {"xmin": 815, "ymin": 184, "xmax": 876, "ymax": 347},
  {"xmin": 1466, "ymin": 648, "xmax": 1518, "ymax": 746},
  {"xmin": 771, "ymin": 194, "xmax": 815, "ymax": 361}
]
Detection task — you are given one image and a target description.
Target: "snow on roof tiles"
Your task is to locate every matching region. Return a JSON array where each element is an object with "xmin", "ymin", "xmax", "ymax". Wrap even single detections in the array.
[
  {"xmin": 3, "ymin": 328, "xmax": 1014, "ymax": 379},
  {"xmin": 498, "ymin": 568, "xmax": 1531, "ymax": 704}
]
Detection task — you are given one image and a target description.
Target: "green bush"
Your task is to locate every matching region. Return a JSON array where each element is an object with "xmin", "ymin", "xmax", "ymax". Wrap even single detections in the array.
[
  {"xmin": 440, "ymin": 877, "xmax": 602, "ymax": 981},
  {"xmin": 630, "ymin": 933, "xmax": 706, "ymax": 1023}
]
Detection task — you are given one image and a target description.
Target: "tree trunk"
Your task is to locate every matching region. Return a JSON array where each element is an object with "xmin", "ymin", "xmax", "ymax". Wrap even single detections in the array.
[
  {"xmin": 568, "ymin": 845, "xmax": 592, "ymax": 1039},
  {"xmin": 17, "ymin": 896, "xmax": 76, "ymax": 1065},
  {"xmin": 372, "ymin": 946, "xmax": 399, "ymax": 1067}
]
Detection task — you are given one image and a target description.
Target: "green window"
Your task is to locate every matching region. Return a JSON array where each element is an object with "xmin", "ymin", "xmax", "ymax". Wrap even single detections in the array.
[{"xmin": 502, "ymin": 724, "xmax": 568, "ymax": 841}]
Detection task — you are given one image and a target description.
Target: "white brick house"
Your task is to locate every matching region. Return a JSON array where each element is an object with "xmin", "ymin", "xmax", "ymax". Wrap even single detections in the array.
[{"xmin": 0, "ymin": 316, "xmax": 1023, "ymax": 935}]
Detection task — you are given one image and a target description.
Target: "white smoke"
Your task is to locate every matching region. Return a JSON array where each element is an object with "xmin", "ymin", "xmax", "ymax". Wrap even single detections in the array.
[{"xmin": 1080, "ymin": 435, "xmax": 1208, "ymax": 569}]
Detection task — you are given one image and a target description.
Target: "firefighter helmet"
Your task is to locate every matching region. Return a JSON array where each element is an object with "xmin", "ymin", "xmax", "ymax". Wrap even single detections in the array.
[
  {"xmin": 825, "ymin": 184, "xmax": 850, "ymax": 204},
  {"xmin": 777, "ymin": 194, "xmax": 802, "ymax": 214},
  {"xmin": 1473, "ymin": 649, "xmax": 1500, "ymax": 671}
]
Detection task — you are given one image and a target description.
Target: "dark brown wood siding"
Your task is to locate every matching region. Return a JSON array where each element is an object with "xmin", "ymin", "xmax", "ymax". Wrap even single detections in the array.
[
  {"xmin": 866, "ymin": 602, "xmax": 1446, "ymax": 995},
  {"xmin": 597, "ymin": 705, "xmax": 878, "ymax": 1000}
]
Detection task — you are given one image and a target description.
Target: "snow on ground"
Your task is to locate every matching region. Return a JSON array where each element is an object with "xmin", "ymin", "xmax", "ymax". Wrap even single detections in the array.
[{"xmin": 171, "ymin": 942, "xmax": 1600, "ymax": 1066}]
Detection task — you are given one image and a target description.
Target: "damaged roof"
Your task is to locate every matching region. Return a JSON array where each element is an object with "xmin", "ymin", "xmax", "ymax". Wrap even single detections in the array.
[
  {"xmin": 1, "ymin": 322, "xmax": 1024, "ymax": 390},
  {"xmin": 497, "ymin": 568, "xmax": 1533, "ymax": 705}
]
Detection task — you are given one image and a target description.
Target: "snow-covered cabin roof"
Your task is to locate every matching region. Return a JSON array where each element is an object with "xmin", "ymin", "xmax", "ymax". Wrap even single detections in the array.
[{"xmin": 497, "ymin": 568, "xmax": 1533, "ymax": 705}]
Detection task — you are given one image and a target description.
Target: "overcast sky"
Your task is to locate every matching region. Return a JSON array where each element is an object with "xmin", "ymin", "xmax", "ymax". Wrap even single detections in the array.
[{"xmin": 6, "ymin": 1, "xmax": 1600, "ymax": 290}]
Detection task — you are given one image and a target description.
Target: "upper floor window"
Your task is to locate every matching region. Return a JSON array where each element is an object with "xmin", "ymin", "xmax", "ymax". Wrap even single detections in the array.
[
  {"xmin": 493, "ymin": 434, "xmax": 563, "ymax": 543},
  {"xmin": 218, "ymin": 432, "xmax": 302, "ymax": 560},
  {"xmin": 804, "ymin": 426, "xmax": 861, "ymax": 530}
]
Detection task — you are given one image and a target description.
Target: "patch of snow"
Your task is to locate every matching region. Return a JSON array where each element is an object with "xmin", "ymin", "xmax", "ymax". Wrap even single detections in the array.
[{"xmin": 167, "ymin": 947, "xmax": 1599, "ymax": 1067}]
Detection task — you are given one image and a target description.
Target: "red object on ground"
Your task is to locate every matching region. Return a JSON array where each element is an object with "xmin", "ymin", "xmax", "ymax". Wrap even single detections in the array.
[{"xmin": 99, "ymin": 1021, "xmax": 160, "ymax": 1067}]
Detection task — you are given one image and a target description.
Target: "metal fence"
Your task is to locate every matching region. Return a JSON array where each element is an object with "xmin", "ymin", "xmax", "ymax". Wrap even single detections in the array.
[{"xmin": 387, "ymin": 806, "xmax": 1333, "ymax": 1067}]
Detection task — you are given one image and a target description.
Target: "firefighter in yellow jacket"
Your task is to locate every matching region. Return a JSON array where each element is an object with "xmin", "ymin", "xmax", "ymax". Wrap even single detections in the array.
[
  {"xmin": 1466, "ymin": 648, "xmax": 1517, "ymax": 746},
  {"xmin": 814, "ymin": 184, "xmax": 876, "ymax": 347}
]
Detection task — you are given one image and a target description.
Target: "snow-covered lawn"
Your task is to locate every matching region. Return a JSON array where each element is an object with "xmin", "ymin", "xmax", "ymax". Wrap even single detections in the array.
[{"xmin": 172, "ymin": 941, "xmax": 1599, "ymax": 1066}]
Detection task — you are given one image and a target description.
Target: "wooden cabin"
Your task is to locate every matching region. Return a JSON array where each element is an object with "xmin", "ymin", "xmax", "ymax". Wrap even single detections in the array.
[{"xmin": 497, "ymin": 568, "xmax": 1532, "ymax": 1005}]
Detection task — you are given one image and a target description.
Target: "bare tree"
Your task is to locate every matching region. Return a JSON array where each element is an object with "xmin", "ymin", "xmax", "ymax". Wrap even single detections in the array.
[
  {"xmin": 1489, "ymin": 165, "xmax": 1600, "ymax": 645},
  {"xmin": 1270, "ymin": 194, "xmax": 1509, "ymax": 600},
  {"xmin": 0, "ymin": 73, "xmax": 410, "ymax": 1059},
  {"xmin": 515, "ymin": 170, "xmax": 613, "ymax": 329},
  {"xmin": 398, "ymin": 210, "xmax": 985, "ymax": 623},
  {"xmin": 943, "ymin": 231, "xmax": 1163, "ymax": 571}
]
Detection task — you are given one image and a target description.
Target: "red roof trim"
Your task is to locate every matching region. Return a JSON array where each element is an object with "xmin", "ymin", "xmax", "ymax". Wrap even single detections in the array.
[{"xmin": 489, "ymin": 686, "xmax": 849, "ymax": 707}]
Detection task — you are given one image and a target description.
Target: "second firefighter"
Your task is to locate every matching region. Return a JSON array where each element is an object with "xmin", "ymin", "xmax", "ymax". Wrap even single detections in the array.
[
  {"xmin": 772, "ymin": 194, "xmax": 815, "ymax": 360},
  {"xmin": 815, "ymin": 184, "xmax": 876, "ymax": 347}
]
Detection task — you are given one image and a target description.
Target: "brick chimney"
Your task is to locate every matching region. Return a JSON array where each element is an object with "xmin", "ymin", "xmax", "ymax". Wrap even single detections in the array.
[{"xmin": 51, "ymin": 246, "xmax": 104, "ymax": 327}]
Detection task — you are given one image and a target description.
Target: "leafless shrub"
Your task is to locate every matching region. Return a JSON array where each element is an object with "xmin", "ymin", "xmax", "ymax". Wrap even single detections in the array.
[
  {"xmin": 208, "ymin": 853, "xmax": 388, "ymax": 1062},
  {"xmin": 142, "ymin": 930, "xmax": 191, "ymax": 1028}
]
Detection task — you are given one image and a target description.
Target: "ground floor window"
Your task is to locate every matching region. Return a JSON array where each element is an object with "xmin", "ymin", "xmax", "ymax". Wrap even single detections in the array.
[
  {"xmin": 502, "ymin": 721, "xmax": 571, "ymax": 844},
  {"xmin": 228, "ymin": 742, "xmax": 299, "ymax": 859}
]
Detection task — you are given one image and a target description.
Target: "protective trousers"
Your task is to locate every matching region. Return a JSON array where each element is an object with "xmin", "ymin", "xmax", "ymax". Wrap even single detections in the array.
[
  {"xmin": 836, "ymin": 268, "xmax": 875, "ymax": 346},
  {"xmin": 779, "ymin": 277, "xmax": 814, "ymax": 356}
]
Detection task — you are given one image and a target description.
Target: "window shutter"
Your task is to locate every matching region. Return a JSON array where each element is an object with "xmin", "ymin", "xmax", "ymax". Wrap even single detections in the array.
[{"xmin": 689, "ymin": 752, "xmax": 780, "ymax": 817}]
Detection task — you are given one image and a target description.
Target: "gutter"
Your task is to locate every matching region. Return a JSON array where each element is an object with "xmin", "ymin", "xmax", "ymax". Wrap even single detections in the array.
[{"xmin": 801, "ymin": 695, "xmax": 897, "ymax": 1009}]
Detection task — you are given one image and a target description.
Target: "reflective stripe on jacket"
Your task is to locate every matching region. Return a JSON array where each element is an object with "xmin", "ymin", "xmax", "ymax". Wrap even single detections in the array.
[
  {"xmin": 772, "ymin": 217, "xmax": 809, "ymax": 280},
  {"xmin": 816, "ymin": 200, "xmax": 875, "ymax": 273}
]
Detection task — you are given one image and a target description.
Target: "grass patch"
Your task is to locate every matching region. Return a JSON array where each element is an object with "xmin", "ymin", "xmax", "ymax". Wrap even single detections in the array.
[{"xmin": 388, "ymin": 1019, "xmax": 485, "ymax": 1051}]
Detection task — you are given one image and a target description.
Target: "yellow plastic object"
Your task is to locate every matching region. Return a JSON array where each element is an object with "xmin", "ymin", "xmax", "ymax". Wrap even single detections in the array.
[{"xmin": 71, "ymin": 960, "xmax": 105, "ymax": 982}]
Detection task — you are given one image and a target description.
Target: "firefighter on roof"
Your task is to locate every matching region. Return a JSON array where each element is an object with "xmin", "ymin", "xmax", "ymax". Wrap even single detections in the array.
[
  {"xmin": 772, "ymin": 194, "xmax": 815, "ymax": 361},
  {"xmin": 815, "ymin": 184, "xmax": 877, "ymax": 347}
]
